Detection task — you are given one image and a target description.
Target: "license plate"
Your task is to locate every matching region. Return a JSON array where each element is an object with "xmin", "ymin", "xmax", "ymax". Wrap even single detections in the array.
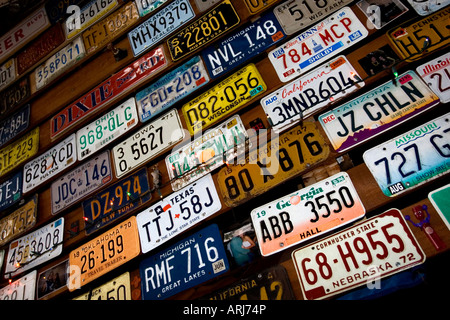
[
  {"xmin": 166, "ymin": 115, "xmax": 249, "ymax": 191},
  {"xmin": 35, "ymin": 37, "xmax": 86, "ymax": 91},
  {"xmin": 23, "ymin": 133, "xmax": 77, "ymax": 194},
  {"xmin": 136, "ymin": 174, "xmax": 221, "ymax": 254},
  {"xmin": 201, "ymin": 10, "xmax": 286, "ymax": 79},
  {"xmin": 68, "ymin": 216, "xmax": 140, "ymax": 290},
  {"xmin": 292, "ymin": 209, "xmax": 426, "ymax": 300},
  {"xmin": 244, "ymin": 0, "xmax": 278, "ymax": 14},
  {"xmin": 76, "ymin": 97, "xmax": 138, "ymax": 160},
  {"xmin": 51, "ymin": 151, "xmax": 113, "ymax": 215},
  {"xmin": 387, "ymin": 7, "xmax": 450, "ymax": 62},
  {"xmin": 0, "ymin": 78, "xmax": 30, "ymax": 118},
  {"xmin": 82, "ymin": 167, "xmax": 151, "ymax": 235},
  {"xmin": 45, "ymin": 0, "xmax": 84, "ymax": 24},
  {"xmin": 136, "ymin": 56, "xmax": 209, "ymax": 123},
  {"xmin": 429, "ymin": 184, "xmax": 450, "ymax": 231},
  {"xmin": 5, "ymin": 218, "xmax": 64, "ymax": 277},
  {"xmin": 217, "ymin": 122, "xmax": 330, "ymax": 207},
  {"xmin": 183, "ymin": 64, "xmax": 266, "ymax": 135},
  {"xmin": 416, "ymin": 52, "xmax": 450, "ymax": 103},
  {"xmin": 73, "ymin": 272, "xmax": 131, "ymax": 300},
  {"xmin": 0, "ymin": 194, "xmax": 37, "ymax": 247},
  {"xmin": 269, "ymin": 7, "xmax": 368, "ymax": 83},
  {"xmin": 406, "ymin": 0, "xmax": 450, "ymax": 16},
  {"xmin": 139, "ymin": 223, "xmax": 229, "ymax": 300},
  {"xmin": 136, "ymin": 0, "xmax": 169, "ymax": 17},
  {"xmin": 167, "ymin": 0, "xmax": 240, "ymax": 62},
  {"xmin": 318, "ymin": 70, "xmax": 440, "ymax": 153},
  {"xmin": 261, "ymin": 56, "xmax": 363, "ymax": 133},
  {"xmin": 0, "ymin": 58, "xmax": 15, "ymax": 91},
  {"xmin": 83, "ymin": 2, "xmax": 140, "ymax": 54},
  {"xmin": 0, "ymin": 171, "xmax": 22, "ymax": 211},
  {"xmin": 0, "ymin": 270, "xmax": 36, "ymax": 300},
  {"xmin": 112, "ymin": 109, "xmax": 184, "ymax": 178},
  {"xmin": 0, "ymin": 127, "xmax": 39, "ymax": 178},
  {"xmin": 363, "ymin": 113, "xmax": 450, "ymax": 197},
  {"xmin": 0, "ymin": 104, "xmax": 30, "ymax": 148},
  {"xmin": 128, "ymin": 0, "xmax": 195, "ymax": 57},
  {"xmin": 194, "ymin": 0, "xmax": 220, "ymax": 12}
]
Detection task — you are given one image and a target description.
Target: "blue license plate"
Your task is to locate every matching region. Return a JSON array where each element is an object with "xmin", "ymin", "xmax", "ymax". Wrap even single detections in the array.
[
  {"xmin": 0, "ymin": 104, "xmax": 30, "ymax": 148},
  {"xmin": 0, "ymin": 170, "xmax": 22, "ymax": 211}
]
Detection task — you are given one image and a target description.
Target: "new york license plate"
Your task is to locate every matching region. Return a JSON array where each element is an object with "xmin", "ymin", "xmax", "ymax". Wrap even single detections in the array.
[
  {"xmin": 0, "ymin": 104, "xmax": 30, "ymax": 148},
  {"xmin": 0, "ymin": 270, "xmax": 36, "ymax": 300},
  {"xmin": 416, "ymin": 52, "xmax": 450, "ymax": 103},
  {"xmin": 0, "ymin": 171, "xmax": 22, "ymax": 211},
  {"xmin": 73, "ymin": 272, "xmax": 131, "ymax": 300},
  {"xmin": 429, "ymin": 184, "xmax": 450, "ymax": 231}
]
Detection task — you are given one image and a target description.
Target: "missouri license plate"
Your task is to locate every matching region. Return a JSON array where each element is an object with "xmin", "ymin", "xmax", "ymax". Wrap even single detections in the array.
[
  {"xmin": 136, "ymin": 0, "xmax": 169, "ymax": 17},
  {"xmin": 416, "ymin": 52, "xmax": 450, "ymax": 103},
  {"xmin": 0, "ymin": 171, "xmax": 22, "ymax": 211},
  {"xmin": 0, "ymin": 270, "xmax": 36, "ymax": 300},
  {"xmin": 429, "ymin": 184, "xmax": 450, "ymax": 231},
  {"xmin": 0, "ymin": 58, "xmax": 15, "ymax": 91},
  {"xmin": 73, "ymin": 272, "xmax": 131, "ymax": 300},
  {"xmin": 405, "ymin": 0, "xmax": 450, "ymax": 16},
  {"xmin": 292, "ymin": 209, "xmax": 426, "ymax": 300},
  {"xmin": 0, "ymin": 104, "xmax": 30, "ymax": 148},
  {"xmin": 363, "ymin": 113, "xmax": 450, "ymax": 197}
]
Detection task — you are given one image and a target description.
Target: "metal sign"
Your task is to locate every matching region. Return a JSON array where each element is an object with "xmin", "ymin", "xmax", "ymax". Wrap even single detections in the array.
[
  {"xmin": 406, "ymin": 0, "xmax": 450, "ymax": 16},
  {"xmin": 135, "ymin": 0, "xmax": 169, "ymax": 17},
  {"xmin": 0, "ymin": 58, "xmax": 15, "ymax": 91},
  {"xmin": 0, "ymin": 171, "xmax": 22, "ymax": 211},
  {"xmin": 0, "ymin": 270, "xmax": 36, "ymax": 300},
  {"xmin": 0, "ymin": 78, "xmax": 30, "ymax": 118},
  {"xmin": 0, "ymin": 104, "xmax": 30, "ymax": 148},
  {"xmin": 416, "ymin": 52, "xmax": 450, "ymax": 103},
  {"xmin": 429, "ymin": 184, "xmax": 450, "ymax": 231},
  {"xmin": 74, "ymin": 272, "xmax": 131, "ymax": 300}
]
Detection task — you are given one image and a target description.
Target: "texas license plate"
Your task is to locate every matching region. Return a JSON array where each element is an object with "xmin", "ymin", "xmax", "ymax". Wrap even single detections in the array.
[
  {"xmin": 0, "ymin": 58, "xmax": 15, "ymax": 91},
  {"xmin": 73, "ymin": 272, "xmax": 131, "ymax": 300},
  {"xmin": 244, "ymin": 0, "xmax": 278, "ymax": 14},
  {"xmin": 128, "ymin": 0, "xmax": 195, "ymax": 57},
  {"xmin": 112, "ymin": 109, "xmax": 184, "ymax": 178},
  {"xmin": 51, "ymin": 151, "xmax": 113, "ymax": 215},
  {"xmin": 0, "ymin": 171, "xmax": 22, "ymax": 211},
  {"xmin": 136, "ymin": 0, "xmax": 168, "ymax": 17},
  {"xmin": 318, "ymin": 70, "xmax": 440, "ymax": 153},
  {"xmin": 416, "ymin": 52, "xmax": 450, "ymax": 103},
  {"xmin": 0, "ymin": 104, "xmax": 30, "ymax": 148},
  {"xmin": 217, "ymin": 122, "xmax": 330, "ymax": 207},
  {"xmin": 261, "ymin": 56, "xmax": 363, "ymax": 133},
  {"xmin": 0, "ymin": 78, "xmax": 30, "ymax": 118},
  {"xmin": 76, "ymin": 97, "xmax": 138, "ymax": 160},
  {"xmin": 429, "ymin": 184, "xmax": 450, "ymax": 231},
  {"xmin": 139, "ymin": 224, "xmax": 229, "ymax": 300},
  {"xmin": 0, "ymin": 270, "xmax": 36, "ymax": 300},
  {"xmin": 405, "ymin": 0, "xmax": 450, "ymax": 16},
  {"xmin": 136, "ymin": 174, "xmax": 221, "ymax": 254},
  {"xmin": 292, "ymin": 209, "xmax": 426, "ymax": 300},
  {"xmin": 136, "ymin": 56, "xmax": 209, "ymax": 123},
  {"xmin": 363, "ymin": 113, "xmax": 450, "ymax": 197},
  {"xmin": 23, "ymin": 133, "xmax": 77, "ymax": 193},
  {"xmin": 167, "ymin": 0, "xmax": 240, "ymax": 62},
  {"xmin": 166, "ymin": 115, "xmax": 249, "ymax": 191},
  {"xmin": 183, "ymin": 63, "xmax": 266, "ymax": 135}
]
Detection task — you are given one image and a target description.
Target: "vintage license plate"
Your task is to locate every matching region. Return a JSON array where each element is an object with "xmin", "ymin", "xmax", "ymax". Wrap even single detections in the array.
[
  {"xmin": 0, "ymin": 127, "xmax": 39, "ymax": 178},
  {"xmin": 112, "ymin": 109, "xmax": 184, "ymax": 178},
  {"xmin": 387, "ymin": 7, "xmax": 450, "ymax": 62},
  {"xmin": 252, "ymin": 172, "xmax": 365, "ymax": 256},
  {"xmin": 65, "ymin": 0, "xmax": 119, "ymax": 39},
  {"xmin": 76, "ymin": 97, "xmax": 138, "ymax": 160},
  {"xmin": 0, "ymin": 104, "xmax": 30, "ymax": 148},
  {"xmin": 217, "ymin": 122, "xmax": 330, "ymax": 207},
  {"xmin": 363, "ymin": 113, "xmax": 450, "ymax": 197},
  {"xmin": 51, "ymin": 151, "xmax": 112, "ymax": 215},
  {"xmin": 261, "ymin": 56, "xmax": 363, "ymax": 133},
  {"xmin": 68, "ymin": 216, "xmax": 140, "ymax": 290},
  {"xmin": 74, "ymin": 272, "xmax": 131, "ymax": 300},
  {"xmin": 0, "ymin": 78, "xmax": 30, "ymax": 118},
  {"xmin": 429, "ymin": 184, "xmax": 450, "ymax": 231},
  {"xmin": 140, "ymin": 224, "xmax": 229, "ymax": 300},
  {"xmin": 166, "ymin": 115, "xmax": 248, "ymax": 191},
  {"xmin": 23, "ymin": 133, "xmax": 77, "ymax": 194},
  {"xmin": 244, "ymin": 0, "xmax": 278, "ymax": 14},
  {"xmin": 0, "ymin": 270, "xmax": 36, "ymax": 300},
  {"xmin": 51, "ymin": 46, "xmax": 167, "ymax": 139},
  {"xmin": 183, "ymin": 64, "xmax": 266, "ymax": 135},
  {"xmin": 269, "ymin": 7, "xmax": 368, "ymax": 83},
  {"xmin": 416, "ymin": 52, "xmax": 450, "ymax": 103},
  {"xmin": 83, "ymin": 1, "xmax": 140, "ymax": 54},
  {"xmin": 5, "ymin": 218, "xmax": 64, "ymax": 277},
  {"xmin": 0, "ymin": 58, "xmax": 15, "ymax": 91},
  {"xmin": 128, "ymin": 0, "xmax": 195, "ymax": 57},
  {"xmin": 0, "ymin": 171, "xmax": 22, "ymax": 211},
  {"xmin": 201, "ymin": 10, "xmax": 286, "ymax": 79},
  {"xmin": 136, "ymin": 174, "xmax": 221, "ymax": 254},
  {"xmin": 35, "ymin": 37, "xmax": 86, "ymax": 91},
  {"xmin": 136, "ymin": 56, "xmax": 209, "ymax": 123},
  {"xmin": 292, "ymin": 209, "xmax": 426, "ymax": 300},
  {"xmin": 136, "ymin": 0, "xmax": 169, "ymax": 17},
  {"xmin": 318, "ymin": 70, "xmax": 440, "ymax": 153},
  {"xmin": 45, "ymin": 0, "xmax": 85, "ymax": 24},
  {"xmin": 82, "ymin": 167, "xmax": 151, "ymax": 235},
  {"xmin": 406, "ymin": 0, "xmax": 450, "ymax": 16},
  {"xmin": 194, "ymin": 0, "xmax": 220, "ymax": 12},
  {"xmin": 167, "ymin": 0, "xmax": 240, "ymax": 62}
]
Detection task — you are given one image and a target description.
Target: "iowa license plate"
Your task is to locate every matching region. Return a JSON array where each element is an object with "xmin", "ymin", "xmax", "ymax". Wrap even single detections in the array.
[
  {"xmin": 0, "ymin": 105, "xmax": 30, "ymax": 148},
  {"xmin": 0, "ymin": 270, "xmax": 36, "ymax": 300},
  {"xmin": 0, "ymin": 171, "xmax": 22, "ymax": 212},
  {"xmin": 74, "ymin": 272, "xmax": 131, "ymax": 300},
  {"xmin": 429, "ymin": 184, "xmax": 450, "ymax": 231},
  {"xmin": 292, "ymin": 209, "xmax": 426, "ymax": 300},
  {"xmin": 363, "ymin": 113, "xmax": 450, "ymax": 197},
  {"xmin": 416, "ymin": 52, "xmax": 450, "ymax": 103}
]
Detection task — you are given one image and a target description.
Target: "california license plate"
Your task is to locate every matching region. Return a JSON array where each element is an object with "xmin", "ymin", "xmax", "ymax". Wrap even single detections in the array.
[
  {"xmin": 0, "ymin": 171, "xmax": 22, "ymax": 211},
  {"xmin": 73, "ymin": 272, "xmax": 131, "ymax": 300},
  {"xmin": 0, "ymin": 58, "xmax": 15, "ymax": 91},
  {"xmin": 139, "ymin": 224, "xmax": 229, "ymax": 300},
  {"xmin": 292, "ymin": 209, "xmax": 426, "ymax": 300},
  {"xmin": 261, "ymin": 56, "xmax": 363, "ymax": 133},
  {"xmin": 0, "ymin": 78, "xmax": 30, "ymax": 118},
  {"xmin": 429, "ymin": 184, "xmax": 450, "ymax": 231},
  {"xmin": 416, "ymin": 52, "xmax": 450, "ymax": 103},
  {"xmin": 76, "ymin": 97, "xmax": 138, "ymax": 160},
  {"xmin": 363, "ymin": 113, "xmax": 450, "ymax": 197},
  {"xmin": 51, "ymin": 151, "xmax": 113, "ymax": 215},
  {"xmin": 136, "ymin": 0, "xmax": 168, "ymax": 17},
  {"xmin": 318, "ymin": 70, "xmax": 440, "ymax": 153},
  {"xmin": 0, "ymin": 104, "xmax": 30, "ymax": 148},
  {"xmin": 183, "ymin": 63, "xmax": 266, "ymax": 135},
  {"xmin": 0, "ymin": 270, "xmax": 36, "ymax": 300},
  {"xmin": 23, "ymin": 133, "xmax": 77, "ymax": 194},
  {"xmin": 405, "ymin": 0, "xmax": 450, "ymax": 16},
  {"xmin": 136, "ymin": 174, "xmax": 221, "ymax": 254}
]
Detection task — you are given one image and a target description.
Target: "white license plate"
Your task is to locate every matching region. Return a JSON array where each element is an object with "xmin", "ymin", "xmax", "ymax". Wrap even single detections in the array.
[
  {"xmin": 0, "ymin": 58, "xmax": 15, "ymax": 91},
  {"xmin": 23, "ymin": 133, "xmax": 77, "ymax": 193},
  {"xmin": 136, "ymin": 0, "xmax": 169, "ymax": 17},
  {"xmin": 112, "ymin": 109, "xmax": 185, "ymax": 178},
  {"xmin": 77, "ymin": 97, "xmax": 138, "ymax": 160},
  {"xmin": 269, "ymin": 7, "xmax": 368, "ymax": 83},
  {"xmin": 292, "ymin": 209, "xmax": 426, "ymax": 300},
  {"xmin": 73, "ymin": 272, "xmax": 131, "ymax": 300},
  {"xmin": 136, "ymin": 174, "xmax": 221, "ymax": 254},
  {"xmin": 406, "ymin": 0, "xmax": 450, "ymax": 15},
  {"xmin": 416, "ymin": 52, "xmax": 450, "ymax": 103},
  {"xmin": 0, "ymin": 270, "xmax": 36, "ymax": 300}
]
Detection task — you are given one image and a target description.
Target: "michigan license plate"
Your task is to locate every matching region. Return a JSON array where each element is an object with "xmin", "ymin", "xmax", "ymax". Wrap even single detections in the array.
[
  {"xmin": 416, "ymin": 52, "xmax": 450, "ymax": 103},
  {"xmin": 0, "ymin": 270, "xmax": 36, "ymax": 300},
  {"xmin": 73, "ymin": 272, "xmax": 131, "ymax": 300},
  {"xmin": 429, "ymin": 184, "xmax": 450, "ymax": 231},
  {"xmin": 0, "ymin": 171, "xmax": 22, "ymax": 211},
  {"xmin": 0, "ymin": 104, "xmax": 30, "ymax": 149}
]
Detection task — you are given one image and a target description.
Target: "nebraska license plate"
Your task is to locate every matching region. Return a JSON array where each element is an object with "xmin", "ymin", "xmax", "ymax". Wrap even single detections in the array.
[
  {"xmin": 0, "ymin": 104, "xmax": 30, "ymax": 148},
  {"xmin": 0, "ymin": 270, "xmax": 36, "ymax": 300},
  {"xmin": 268, "ymin": 7, "xmax": 368, "ymax": 83},
  {"xmin": 429, "ymin": 184, "xmax": 450, "ymax": 231},
  {"xmin": 0, "ymin": 171, "xmax": 22, "ymax": 212},
  {"xmin": 363, "ymin": 113, "xmax": 450, "ymax": 197},
  {"xmin": 416, "ymin": 52, "xmax": 450, "ymax": 103},
  {"xmin": 292, "ymin": 209, "xmax": 426, "ymax": 300},
  {"xmin": 73, "ymin": 272, "xmax": 131, "ymax": 300}
]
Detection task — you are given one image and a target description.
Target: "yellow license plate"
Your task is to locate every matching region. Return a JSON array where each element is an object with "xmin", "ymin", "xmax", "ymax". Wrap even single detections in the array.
[
  {"xmin": 73, "ymin": 272, "xmax": 131, "ymax": 300},
  {"xmin": 182, "ymin": 63, "xmax": 266, "ymax": 135},
  {"xmin": 387, "ymin": 6, "xmax": 450, "ymax": 61},
  {"xmin": 244, "ymin": 0, "xmax": 278, "ymax": 14},
  {"xmin": 0, "ymin": 127, "xmax": 39, "ymax": 178},
  {"xmin": 217, "ymin": 122, "xmax": 330, "ymax": 207}
]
